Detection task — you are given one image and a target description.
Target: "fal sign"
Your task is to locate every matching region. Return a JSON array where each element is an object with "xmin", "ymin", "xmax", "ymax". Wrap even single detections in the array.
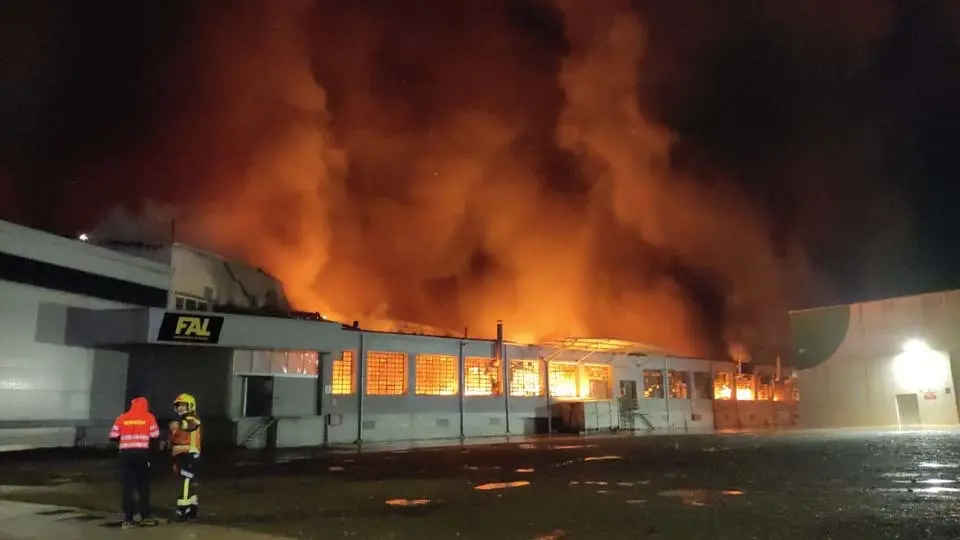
[{"xmin": 156, "ymin": 313, "xmax": 225, "ymax": 344}]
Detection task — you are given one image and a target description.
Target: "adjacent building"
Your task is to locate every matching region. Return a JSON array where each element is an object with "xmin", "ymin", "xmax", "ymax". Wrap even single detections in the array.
[{"xmin": 790, "ymin": 291, "xmax": 960, "ymax": 428}]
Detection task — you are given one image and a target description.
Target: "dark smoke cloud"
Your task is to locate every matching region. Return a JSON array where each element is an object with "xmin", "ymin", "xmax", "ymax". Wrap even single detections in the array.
[{"xmin": 5, "ymin": 0, "xmax": 950, "ymax": 361}]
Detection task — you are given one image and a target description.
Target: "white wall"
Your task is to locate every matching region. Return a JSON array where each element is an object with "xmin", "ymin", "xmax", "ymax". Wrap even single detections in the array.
[
  {"xmin": 0, "ymin": 219, "xmax": 170, "ymax": 289},
  {"xmin": 170, "ymin": 244, "xmax": 290, "ymax": 310},
  {"xmin": 0, "ymin": 281, "xmax": 130, "ymax": 450}
]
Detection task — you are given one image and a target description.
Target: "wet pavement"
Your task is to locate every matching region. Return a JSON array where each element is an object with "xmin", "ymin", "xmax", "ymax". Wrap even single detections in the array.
[
  {"xmin": 0, "ymin": 500, "xmax": 289, "ymax": 539},
  {"xmin": 2, "ymin": 429, "xmax": 960, "ymax": 539}
]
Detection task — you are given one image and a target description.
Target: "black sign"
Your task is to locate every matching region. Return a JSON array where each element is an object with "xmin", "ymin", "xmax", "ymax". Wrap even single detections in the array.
[{"xmin": 157, "ymin": 313, "xmax": 225, "ymax": 344}]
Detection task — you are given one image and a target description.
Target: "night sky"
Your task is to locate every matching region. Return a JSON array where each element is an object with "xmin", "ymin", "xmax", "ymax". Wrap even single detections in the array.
[{"xmin": 0, "ymin": 0, "xmax": 958, "ymax": 357}]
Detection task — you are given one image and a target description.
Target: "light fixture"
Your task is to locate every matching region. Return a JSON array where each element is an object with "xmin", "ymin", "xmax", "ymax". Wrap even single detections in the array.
[
  {"xmin": 78, "ymin": 233, "xmax": 89, "ymax": 242},
  {"xmin": 892, "ymin": 338, "xmax": 946, "ymax": 392}
]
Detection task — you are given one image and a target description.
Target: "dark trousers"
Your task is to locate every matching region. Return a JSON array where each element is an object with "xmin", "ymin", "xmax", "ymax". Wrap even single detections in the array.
[
  {"xmin": 119, "ymin": 450, "xmax": 152, "ymax": 521},
  {"xmin": 174, "ymin": 453, "xmax": 199, "ymax": 517}
]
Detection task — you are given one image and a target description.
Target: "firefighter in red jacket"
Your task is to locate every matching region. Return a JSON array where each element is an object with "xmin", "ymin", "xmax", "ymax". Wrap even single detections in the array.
[
  {"xmin": 109, "ymin": 396, "xmax": 161, "ymax": 529},
  {"xmin": 169, "ymin": 393, "xmax": 202, "ymax": 521}
]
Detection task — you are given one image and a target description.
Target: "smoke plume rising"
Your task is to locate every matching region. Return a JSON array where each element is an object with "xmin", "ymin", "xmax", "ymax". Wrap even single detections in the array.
[
  {"xmin": 80, "ymin": 0, "xmax": 811, "ymax": 359},
  {"xmin": 18, "ymin": 0, "xmax": 920, "ymax": 360}
]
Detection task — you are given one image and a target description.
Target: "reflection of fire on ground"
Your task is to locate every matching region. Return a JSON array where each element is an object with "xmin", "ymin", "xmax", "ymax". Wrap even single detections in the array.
[
  {"xmin": 475, "ymin": 481, "xmax": 531, "ymax": 491},
  {"xmin": 385, "ymin": 498, "xmax": 431, "ymax": 506}
]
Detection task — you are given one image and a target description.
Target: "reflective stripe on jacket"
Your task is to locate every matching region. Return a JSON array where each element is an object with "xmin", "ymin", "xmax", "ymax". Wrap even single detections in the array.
[{"xmin": 110, "ymin": 397, "xmax": 160, "ymax": 451}]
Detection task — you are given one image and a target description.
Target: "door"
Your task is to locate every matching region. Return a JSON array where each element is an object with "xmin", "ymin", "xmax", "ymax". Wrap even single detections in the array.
[{"xmin": 895, "ymin": 393, "xmax": 921, "ymax": 426}]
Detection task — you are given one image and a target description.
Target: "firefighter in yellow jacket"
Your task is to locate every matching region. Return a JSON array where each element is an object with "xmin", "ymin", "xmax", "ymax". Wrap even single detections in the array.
[{"xmin": 169, "ymin": 393, "xmax": 201, "ymax": 521}]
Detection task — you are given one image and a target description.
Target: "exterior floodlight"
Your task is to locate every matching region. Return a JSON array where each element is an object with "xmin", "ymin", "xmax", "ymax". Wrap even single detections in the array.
[
  {"xmin": 902, "ymin": 339, "xmax": 929, "ymax": 355},
  {"xmin": 78, "ymin": 233, "xmax": 89, "ymax": 242},
  {"xmin": 892, "ymin": 338, "xmax": 946, "ymax": 392}
]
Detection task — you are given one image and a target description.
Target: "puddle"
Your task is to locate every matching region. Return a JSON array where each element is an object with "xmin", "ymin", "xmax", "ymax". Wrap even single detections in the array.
[
  {"xmin": 596, "ymin": 490, "xmax": 608, "ymax": 494},
  {"xmin": 474, "ymin": 481, "xmax": 531, "ymax": 491},
  {"xmin": 329, "ymin": 466, "xmax": 345, "ymax": 472},
  {"xmin": 919, "ymin": 462, "xmax": 959, "ymax": 469},
  {"xmin": 552, "ymin": 444, "xmax": 598, "ymax": 450},
  {"xmin": 584, "ymin": 456, "xmax": 622, "ymax": 462},
  {"xmin": 532, "ymin": 530, "xmax": 567, "ymax": 540},
  {"xmin": 520, "ymin": 444, "xmax": 536, "ymax": 449},
  {"xmin": 385, "ymin": 498, "xmax": 432, "ymax": 507},
  {"xmin": 463, "ymin": 465, "xmax": 502, "ymax": 471},
  {"xmin": 660, "ymin": 488, "xmax": 745, "ymax": 505},
  {"xmin": 626, "ymin": 499, "xmax": 646, "ymax": 504},
  {"xmin": 617, "ymin": 482, "xmax": 634, "ymax": 487},
  {"xmin": 516, "ymin": 468, "xmax": 535, "ymax": 473}
]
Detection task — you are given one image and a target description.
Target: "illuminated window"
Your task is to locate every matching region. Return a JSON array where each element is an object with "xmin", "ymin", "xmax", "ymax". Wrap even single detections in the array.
[
  {"xmin": 735, "ymin": 374, "xmax": 756, "ymax": 401},
  {"xmin": 714, "ymin": 372, "xmax": 733, "ymax": 400},
  {"xmin": 510, "ymin": 360, "xmax": 543, "ymax": 397},
  {"xmin": 366, "ymin": 351, "xmax": 407, "ymax": 396},
  {"xmin": 583, "ymin": 365, "xmax": 612, "ymax": 399},
  {"xmin": 692, "ymin": 372, "xmax": 713, "ymax": 400},
  {"xmin": 548, "ymin": 363, "xmax": 578, "ymax": 398},
  {"xmin": 757, "ymin": 375, "xmax": 773, "ymax": 401},
  {"xmin": 332, "ymin": 351, "xmax": 354, "ymax": 395},
  {"xmin": 465, "ymin": 357, "xmax": 501, "ymax": 396},
  {"xmin": 668, "ymin": 370, "xmax": 689, "ymax": 399},
  {"xmin": 642, "ymin": 369, "xmax": 664, "ymax": 399},
  {"xmin": 415, "ymin": 354, "xmax": 458, "ymax": 395},
  {"xmin": 270, "ymin": 350, "xmax": 318, "ymax": 375}
]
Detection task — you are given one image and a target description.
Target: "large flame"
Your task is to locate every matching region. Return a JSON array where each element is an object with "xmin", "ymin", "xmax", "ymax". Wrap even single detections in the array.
[{"xmin": 81, "ymin": 0, "xmax": 807, "ymax": 358}]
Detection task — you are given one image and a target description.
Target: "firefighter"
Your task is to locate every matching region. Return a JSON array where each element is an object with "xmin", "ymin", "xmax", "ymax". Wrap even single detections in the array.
[
  {"xmin": 169, "ymin": 393, "xmax": 202, "ymax": 521},
  {"xmin": 109, "ymin": 396, "xmax": 161, "ymax": 529}
]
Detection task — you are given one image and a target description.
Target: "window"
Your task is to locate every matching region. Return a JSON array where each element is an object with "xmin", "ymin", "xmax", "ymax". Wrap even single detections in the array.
[
  {"xmin": 509, "ymin": 360, "xmax": 543, "ymax": 397},
  {"xmin": 0, "ymin": 251, "xmax": 168, "ymax": 307},
  {"xmin": 642, "ymin": 369, "xmax": 664, "ymax": 399},
  {"xmin": 465, "ymin": 357, "xmax": 501, "ymax": 396},
  {"xmin": 714, "ymin": 372, "xmax": 733, "ymax": 400},
  {"xmin": 332, "ymin": 351, "xmax": 354, "ymax": 395},
  {"xmin": 583, "ymin": 365, "xmax": 612, "ymax": 399},
  {"xmin": 366, "ymin": 351, "xmax": 407, "ymax": 396},
  {"xmin": 174, "ymin": 293, "xmax": 210, "ymax": 312},
  {"xmin": 415, "ymin": 354, "xmax": 458, "ymax": 395},
  {"xmin": 668, "ymin": 370, "xmax": 689, "ymax": 399},
  {"xmin": 270, "ymin": 350, "xmax": 318, "ymax": 375},
  {"xmin": 736, "ymin": 374, "xmax": 756, "ymax": 401},
  {"xmin": 692, "ymin": 372, "xmax": 713, "ymax": 400},
  {"xmin": 757, "ymin": 375, "xmax": 773, "ymax": 401},
  {"xmin": 549, "ymin": 363, "xmax": 578, "ymax": 398}
]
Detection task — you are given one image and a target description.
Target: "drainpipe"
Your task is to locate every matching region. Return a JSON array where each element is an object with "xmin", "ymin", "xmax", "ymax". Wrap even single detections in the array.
[
  {"xmin": 663, "ymin": 356, "xmax": 670, "ymax": 432},
  {"xmin": 356, "ymin": 332, "xmax": 366, "ymax": 445},
  {"xmin": 497, "ymin": 321, "xmax": 509, "ymax": 435},
  {"xmin": 458, "ymin": 339, "xmax": 465, "ymax": 440},
  {"xmin": 545, "ymin": 356, "xmax": 552, "ymax": 436}
]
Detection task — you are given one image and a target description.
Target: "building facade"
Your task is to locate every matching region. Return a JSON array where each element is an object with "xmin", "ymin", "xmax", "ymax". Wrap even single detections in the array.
[
  {"xmin": 0, "ymin": 219, "xmax": 796, "ymax": 452},
  {"xmin": 790, "ymin": 291, "xmax": 960, "ymax": 428}
]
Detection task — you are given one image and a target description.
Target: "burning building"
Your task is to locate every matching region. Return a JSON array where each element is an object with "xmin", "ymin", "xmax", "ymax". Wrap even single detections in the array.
[{"xmin": 0, "ymin": 218, "xmax": 799, "ymax": 451}]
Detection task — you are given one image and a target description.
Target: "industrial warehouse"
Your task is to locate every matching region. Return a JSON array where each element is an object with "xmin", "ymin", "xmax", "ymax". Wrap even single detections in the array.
[
  {"xmin": 791, "ymin": 292, "xmax": 960, "ymax": 428},
  {"xmin": 0, "ymin": 218, "xmax": 797, "ymax": 452}
]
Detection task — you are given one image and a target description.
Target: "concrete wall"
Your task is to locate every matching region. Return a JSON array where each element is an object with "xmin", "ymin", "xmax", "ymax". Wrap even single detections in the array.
[
  {"xmin": 612, "ymin": 355, "xmax": 728, "ymax": 432},
  {"xmin": 792, "ymin": 292, "xmax": 960, "ymax": 428},
  {"xmin": 0, "ymin": 280, "xmax": 130, "ymax": 450},
  {"xmin": 0, "ymin": 220, "xmax": 172, "ymax": 451},
  {"xmin": 170, "ymin": 244, "xmax": 290, "ymax": 311}
]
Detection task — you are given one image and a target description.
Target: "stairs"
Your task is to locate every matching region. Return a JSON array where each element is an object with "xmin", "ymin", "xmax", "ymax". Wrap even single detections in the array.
[{"xmin": 239, "ymin": 417, "xmax": 277, "ymax": 448}]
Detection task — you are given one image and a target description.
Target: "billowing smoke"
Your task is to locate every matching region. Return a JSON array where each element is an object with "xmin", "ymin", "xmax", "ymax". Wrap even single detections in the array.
[
  {"xmin": 29, "ymin": 0, "xmax": 921, "ymax": 359},
  {"xmin": 82, "ymin": 0, "xmax": 810, "ymax": 358}
]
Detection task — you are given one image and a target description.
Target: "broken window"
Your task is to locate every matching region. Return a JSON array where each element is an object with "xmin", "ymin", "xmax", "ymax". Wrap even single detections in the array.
[{"xmin": 643, "ymin": 369, "xmax": 664, "ymax": 399}]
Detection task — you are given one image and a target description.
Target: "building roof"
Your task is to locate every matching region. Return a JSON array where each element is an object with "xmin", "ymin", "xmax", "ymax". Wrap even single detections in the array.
[{"xmin": 538, "ymin": 337, "xmax": 668, "ymax": 355}]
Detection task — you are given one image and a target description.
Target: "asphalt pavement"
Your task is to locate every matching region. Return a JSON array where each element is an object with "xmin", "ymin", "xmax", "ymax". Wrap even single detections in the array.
[{"xmin": 1, "ymin": 429, "xmax": 960, "ymax": 539}]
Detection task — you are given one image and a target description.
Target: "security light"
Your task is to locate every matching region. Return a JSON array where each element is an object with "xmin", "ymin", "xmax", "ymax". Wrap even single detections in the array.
[{"xmin": 892, "ymin": 339, "xmax": 946, "ymax": 392}]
